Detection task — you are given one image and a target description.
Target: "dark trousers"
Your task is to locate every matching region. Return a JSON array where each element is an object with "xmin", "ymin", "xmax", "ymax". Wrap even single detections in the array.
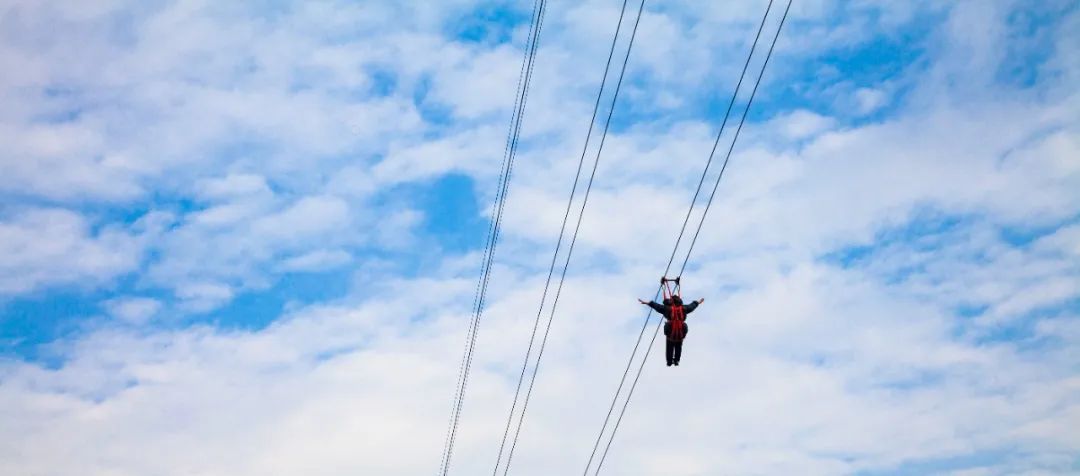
[{"xmin": 665, "ymin": 339, "xmax": 683, "ymax": 364}]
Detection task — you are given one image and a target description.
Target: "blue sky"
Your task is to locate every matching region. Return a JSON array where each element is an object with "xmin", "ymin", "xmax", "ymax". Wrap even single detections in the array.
[{"xmin": 0, "ymin": 0, "xmax": 1078, "ymax": 474}]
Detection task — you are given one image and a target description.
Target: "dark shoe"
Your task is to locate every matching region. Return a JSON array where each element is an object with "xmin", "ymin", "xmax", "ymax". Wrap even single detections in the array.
[
  {"xmin": 666, "ymin": 361, "xmax": 673, "ymax": 366},
  {"xmin": 674, "ymin": 361, "xmax": 680, "ymax": 366}
]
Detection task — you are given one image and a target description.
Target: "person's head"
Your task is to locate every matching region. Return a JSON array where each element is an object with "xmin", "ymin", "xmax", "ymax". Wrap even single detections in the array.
[{"xmin": 670, "ymin": 295, "xmax": 683, "ymax": 306}]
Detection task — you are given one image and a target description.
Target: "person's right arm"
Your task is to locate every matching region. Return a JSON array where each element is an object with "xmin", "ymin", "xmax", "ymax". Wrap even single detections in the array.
[{"xmin": 644, "ymin": 300, "xmax": 670, "ymax": 317}]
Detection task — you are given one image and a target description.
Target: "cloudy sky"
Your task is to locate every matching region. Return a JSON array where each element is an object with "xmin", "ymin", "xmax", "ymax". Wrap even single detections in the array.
[{"xmin": 1, "ymin": 0, "xmax": 1078, "ymax": 474}]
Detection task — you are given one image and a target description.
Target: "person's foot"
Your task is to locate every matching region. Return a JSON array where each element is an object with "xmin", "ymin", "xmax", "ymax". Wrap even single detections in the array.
[
  {"xmin": 674, "ymin": 361, "xmax": 680, "ymax": 366},
  {"xmin": 666, "ymin": 361, "xmax": 673, "ymax": 366}
]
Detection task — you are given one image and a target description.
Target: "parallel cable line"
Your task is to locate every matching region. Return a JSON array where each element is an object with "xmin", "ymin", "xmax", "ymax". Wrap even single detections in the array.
[
  {"xmin": 580, "ymin": 0, "xmax": 778, "ymax": 472},
  {"xmin": 440, "ymin": 1, "xmax": 547, "ymax": 474},
  {"xmin": 593, "ymin": 2, "xmax": 793, "ymax": 473},
  {"xmin": 491, "ymin": 0, "xmax": 633, "ymax": 474},
  {"xmin": 499, "ymin": 0, "xmax": 651, "ymax": 474}
]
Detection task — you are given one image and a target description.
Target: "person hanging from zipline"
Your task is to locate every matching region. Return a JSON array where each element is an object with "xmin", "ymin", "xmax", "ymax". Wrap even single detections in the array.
[{"xmin": 637, "ymin": 277, "xmax": 704, "ymax": 367}]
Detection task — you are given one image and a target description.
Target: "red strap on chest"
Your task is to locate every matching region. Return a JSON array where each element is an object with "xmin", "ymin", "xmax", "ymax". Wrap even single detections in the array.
[
  {"xmin": 661, "ymin": 278, "xmax": 686, "ymax": 340},
  {"xmin": 670, "ymin": 304, "xmax": 686, "ymax": 340}
]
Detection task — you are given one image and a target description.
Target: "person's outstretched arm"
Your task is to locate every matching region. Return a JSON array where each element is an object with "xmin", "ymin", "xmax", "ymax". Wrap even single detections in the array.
[
  {"xmin": 638, "ymin": 298, "xmax": 670, "ymax": 317},
  {"xmin": 684, "ymin": 298, "xmax": 704, "ymax": 314}
]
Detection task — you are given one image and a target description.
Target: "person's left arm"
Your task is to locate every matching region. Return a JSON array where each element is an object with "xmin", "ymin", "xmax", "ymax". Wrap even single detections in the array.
[{"xmin": 684, "ymin": 298, "xmax": 704, "ymax": 314}]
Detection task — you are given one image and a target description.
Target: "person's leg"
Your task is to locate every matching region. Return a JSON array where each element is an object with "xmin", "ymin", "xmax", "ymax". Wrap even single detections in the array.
[
  {"xmin": 673, "ymin": 340, "xmax": 683, "ymax": 365},
  {"xmin": 665, "ymin": 339, "xmax": 674, "ymax": 366}
]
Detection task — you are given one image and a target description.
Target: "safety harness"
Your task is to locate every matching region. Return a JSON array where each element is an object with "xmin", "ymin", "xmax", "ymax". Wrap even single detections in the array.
[{"xmin": 661, "ymin": 277, "xmax": 686, "ymax": 342}]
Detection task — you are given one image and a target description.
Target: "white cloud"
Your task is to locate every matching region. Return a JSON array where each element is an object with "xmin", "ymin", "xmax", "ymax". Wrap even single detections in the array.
[
  {"xmin": 194, "ymin": 174, "xmax": 272, "ymax": 201},
  {"xmin": 103, "ymin": 297, "xmax": 163, "ymax": 325},
  {"xmin": 430, "ymin": 44, "xmax": 527, "ymax": 119},
  {"xmin": 278, "ymin": 249, "xmax": 352, "ymax": 273},
  {"xmin": 853, "ymin": 87, "xmax": 888, "ymax": 115},
  {"xmin": 0, "ymin": 208, "xmax": 161, "ymax": 296},
  {"xmin": 251, "ymin": 195, "xmax": 352, "ymax": 243},
  {"xmin": 0, "ymin": 122, "xmax": 145, "ymax": 202},
  {"xmin": 144, "ymin": 193, "xmax": 358, "ymax": 310},
  {"xmin": 175, "ymin": 281, "xmax": 234, "ymax": 313},
  {"xmin": 0, "ymin": 262, "xmax": 1076, "ymax": 474},
  {"xmin": 774, "ymin": 109, "xmax": 836, "ymax": 139}
]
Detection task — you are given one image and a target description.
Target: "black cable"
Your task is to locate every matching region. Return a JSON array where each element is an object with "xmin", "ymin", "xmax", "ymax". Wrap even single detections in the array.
[
  {"xmin": 490, "ymin": 0, "xmax": 631, "ymax": 474},
  {"xmin": 593, "ymin": 2, "xmax": 792, "ymax": 473},
  {"xmin": 499, "ymin": 0, "xmax": 650, "ymax": 474},
  {"xmin": 439, "ymin": 2, "xmax": 546, "ymax": 474},
  {"xmin": 581, "ymin": 0, "xmax": 777, "ymax": 472},
  {"xmin": 446, "ymin": 4, "xmax": 547, "ymax": 473},
  {"xmin": 440, "ymin": 11, "xmax": 533, "ymax": 469}
]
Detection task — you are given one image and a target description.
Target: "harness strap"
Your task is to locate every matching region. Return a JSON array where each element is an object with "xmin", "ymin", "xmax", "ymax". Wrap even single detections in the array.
[
  {"xmin": 670, "ymin": 304, "xmax": 685, "ymax": 341},
  {"xmin": 661, "ymin": 278, "xmax": 686, "ymax": 342}
]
